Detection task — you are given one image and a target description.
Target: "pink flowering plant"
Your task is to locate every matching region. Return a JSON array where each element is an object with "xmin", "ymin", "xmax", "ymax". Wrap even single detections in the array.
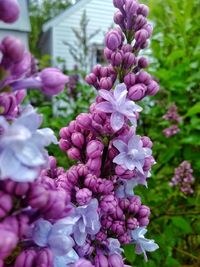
[{"xmin": 0, "ymin": 0, "xmax": 160, "ymax": 266}]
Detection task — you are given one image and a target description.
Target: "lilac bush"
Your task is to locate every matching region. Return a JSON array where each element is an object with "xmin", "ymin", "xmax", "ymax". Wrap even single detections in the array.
[{"xmin": 0, "ymin": 0, "xmax": 160, "ymax": 266}]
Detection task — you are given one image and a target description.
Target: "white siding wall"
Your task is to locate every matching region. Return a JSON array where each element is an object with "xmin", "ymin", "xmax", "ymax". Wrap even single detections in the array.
[{"xmin": 53, "ymin": 0, "xmax": 115, "ymax": 70}]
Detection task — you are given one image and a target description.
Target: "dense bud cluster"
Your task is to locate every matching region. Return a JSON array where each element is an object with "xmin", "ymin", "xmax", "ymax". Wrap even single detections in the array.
[
  {"xmin": 163, "ymin": 103, "xmax": 182, "ymax": 137},
  {"xmin": 0, "ymin": 0, "xmax": 159, "ymax": 266}
]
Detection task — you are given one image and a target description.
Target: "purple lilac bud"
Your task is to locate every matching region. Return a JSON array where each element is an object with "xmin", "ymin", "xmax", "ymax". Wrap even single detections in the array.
[
  {"xmin": 137, "ymin": 4, "xmax": 149, "ymax": 17},
  {"xmin": 123, "ymin": 52, "xmax": 136, "ymax": 69},
  {"xmin": 76, "ymin": 188, "xmax": 92, "ymax": 205},
  {"xmin": 127, "ymin": 217, "xmax": 139, "ymax": 230},
  {"xmin": 73, "ymin": 258, "xmax": 94, "ymax": 267},
  {"xmin": 163, "ymin": 125, "xmax": 180, "ymax": 138},
  {"xmin": 111, "ymin": 51, "xmax": 123, "ymax": 66},
  {"xmin": 0, "ymin": 93, "xmax": 17, "ymax": 118},
  {"xmin": 67, "ymin": 147, "xmax": 81, "ymax": 160},
  {"xmin": 14, "ymin": 250, "xmax": 37, "ymax": 267},
  {"xmin": 85, "ymin": 73, "xmax": 97, "ymax": 86},
  {"xmin": 146, "ymin": 80, "xmax": 159, "ymax": 96},
  {"xmin": 0, "ymin": 0, "xmax": 20, "ymax": 23},
  {"xmin": 113, "ymin": 0, "xmax": 125, "ymax": 9},
  {"xmin": 163, "ymin": 103, "xmax": 182, "ymax": 122},
  {"xmin": 95, "ymin": 253, "xmax": 109, "ymax": 267},
  {"xmin": 71, "ymin": 132, "xmax": 84, "ymax": 148},
  {"xmin": 99, "ymin": 77, "xmax": 113, "ymax": 90},
  {"xmin": 128, "ymin": 84, "xmax": 146, "ymax": 101},
  {"xmin": 138, "ymin": 57, "xmax": 149, "ymax": 69},
  {"xmin": 124, "ymin": 73, "xmax": 136, "ymax": 88},
  {"xmin": 105, "ymin": 30, "xmax": 122, "ymax": 51},
  {"xmin": 100, "ymin": 195, "xmax": 118, "ymax": 214},
  {"xmin": 1, "ymin": 36, "xmax": 25, "ymax": 63},
  {"xmin": 0, "ymin": 191, "xmax": 13, "ymax": 218},
  {"xmin": 0, "ymin": 227, "xmax": 18, "ymax": 260},
  {"xmin": 39, "ymin": 68, "xmax": 69, "ymax": 96},
  {"xmin": 86, "ymin": 140, "xmax": 104, "ymax": 159},
  {"xmin": 36, "ymin": 248, "xmax": 54, "ymax": 267},
  {"xmin": 108, "ymin": 254, "xmax": 124, "ymax": 267}
]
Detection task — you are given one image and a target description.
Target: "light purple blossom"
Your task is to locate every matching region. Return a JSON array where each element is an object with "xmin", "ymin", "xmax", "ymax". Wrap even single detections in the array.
[
  {"xmin": 96, "ymin": 83, "xmax": 142, "ymax": 131},
  {"xmin": 113, "ymin": 134, "xmax": 152, "ymax": 174},
  {"xmin": 72, "ymin": 199, "xmax": 101, "ymax": 246},
  {"xmin": 131, "ymin": 227, "xmax": 159, "ymax": 261},
  {"xmin": 107, "ymin": 238, "xmax": 124, "ymax": 255},
  {"xmin": 0, "ymin": 105, "xmax": 57, "ymax": 182},
  {"xmin": 116, "ymin": 179, "xmax": 138, "ymax": 198}
]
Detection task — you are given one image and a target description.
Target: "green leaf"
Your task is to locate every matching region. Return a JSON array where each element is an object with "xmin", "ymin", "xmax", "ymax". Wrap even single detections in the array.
[
  {"xmin": 171, "ymin": 217, "xmax": 192, "ymax": 234},
  {"xmin": 185, "ymin": 102, "xmax": 200, "ymax": 117}
]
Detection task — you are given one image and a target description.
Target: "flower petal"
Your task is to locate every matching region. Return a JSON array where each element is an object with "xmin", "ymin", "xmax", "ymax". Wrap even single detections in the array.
[
  {"xmin": 113, "ymin": 152, "xmax": 127, "ymax": 165},
  {"xmin": 114, "ymin": 83, "xmax": 127, "ymax": 104},
  {"xmin": 99, "ymin": 89, "xmax": 113, "ymax": 102},
  {"xmin": 95, "ymin": 102, "xmax": 113, "ymax": 113},
  {"xmin": 110, "ymin": 112, "xmax": 124, "ymax": 131},
  {"xmin": 113, "ymin": 140, "xmax": 127, "ymax": 153},
  {"xmin": 32, "ymin": 219, "xmax": 52, "ymax": 247}
]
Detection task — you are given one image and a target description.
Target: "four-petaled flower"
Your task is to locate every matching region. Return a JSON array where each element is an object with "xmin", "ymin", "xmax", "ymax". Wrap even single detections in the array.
[
  {"xmin": 72, "ymin": 199, "xmax": 101, "ymax": 246},
  {"xmin": 96, "ymin": 83, "xmax": 142, "ymax": 132},
  {"xmin": 131, "ymin": 227, "xmax": 159, "ymax": 261},
  {"xmin": 0, "ymin": 105, "xmax": 57, "ymax": 182},
  {"xmin": 113, "ymin": 134, "xmax": 152, "ymax": 174},
  {"xmin": 32, "ymin": 218, "xmax": 79, "ymax": 267}
]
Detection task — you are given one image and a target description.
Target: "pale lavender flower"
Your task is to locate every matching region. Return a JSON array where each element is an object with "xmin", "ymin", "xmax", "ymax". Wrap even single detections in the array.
[
  {"xmin": 96, "ymin": 83, "xmax": 142, "ymax": 131},
  {"xmin": 113, "ymin": 134, "xmax": 152, "ymax": 174},
  {"xmin": 131, "ymin": 227, "xmax": 159, "ymax": 261},
  {"xmin": 72, "ymin": 199, "xmax": 101, "ymax": 246},
  {"xmin": 116, "ymin": 179, "xmax": 138, "ymax": 198},
  {"xmin": 0, "ymin": 105, "xmax": 57, "ymax": 182},
  {"xmin": 32, "ymin": 218, "xmax": 79, "ymax": 267},
  {"xmin": 107, "ymin": 238, "xmax": 124, "ymax": 255}
]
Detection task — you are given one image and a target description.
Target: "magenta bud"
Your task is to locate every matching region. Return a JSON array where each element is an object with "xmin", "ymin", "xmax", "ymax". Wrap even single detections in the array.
[
  {"xmin": 113, "ymin": 0, "xmax": 125, "ymax": 9},
  {"xmin": 123, "ymin": 52, "xmax": 136, "ymax": 69},
  {"xmin": 0, "ymin": 192, "xmax": 13, "ymax": 218},
  {"xmin": 87, "ymin": 158, "xmax": 101, "ymax": 172},
  {"xmin": 67, "ymin": 147, "xmax": 81, "ymax": 160},
  {"xmin": 76, "ymin": 113, "xmax": 92, "ymax": 129},
  {"xmin": 99, "ymin": 77, "xmax": 113, "ymax": 90},
  {"xmin": 119, "ymin": 198, "xmax": 130, "ymax": 210},
  {"xmin": 14, "ymin": 250, "xmax": 37, "ymax": 267},
  {"xmin": 125, "ymin": 0, "xmax": 139, "ymax": 14},
  {"xmin": 143, "ymin": 24, "xmax": 153, "ymax": 38},
  {"xmin": 134, "ymin": 15, "xmax": 147, "ymax": 31},
  {"xmin": 143, "ymin": 157, "xmax": 154, "ymax": 171},
  {"xmin": 128, "ymin": 83, "xmax": 146, "ymax": 101},
  {"xmin": 92, "ymin": 64, "xmax": 102, "ymax": 76},
  {"xmin": 1, "ymin": 36, "xmax": 25, "ymax": 63},
  {"xmin": 0, "ymin": 0, "xmax": 20, "ymax": 23},
  {"xmin": 74, "ymin": 258, "xmax": 94, "ymax": 267},
  {"xmin": 0, "ymin": 93, "xmax": 17, "ymax": 117},
  {"xmin": 105, "ymin": 30, "xmax": 122, "ymax": 51},
  {"xmin": 100, "ymin": 66, "xmax": 110, "ymax": 77},
  {"xmin": 121, "ymin": 44, "xmax": 132, "ymax": 53},
  {"xmin": 0, "ymin": 228, "xmax": 18, "ymax": 259},
  {"xmin": 76, "ymin": 188, "xmax": 92, "ymax": 205},
  {"xmin": 139, "ymin": 217, "xmax": 149, "ymax": 227},
  {"xmin": 139, "ymin": 205, "xmax": 150, "ymax": 217},
  {"xmin": 71, "ymin": 132, "xmax": 84, "ymax": 148},
  {"xmin": 108, "ymin": 254, "xmax": 124, "ymax": 267},
  {"xmin": 36, "ymin": 248, "xmax": 53, "ymax": 267},
  {"xmin": 104, "ymin": 48, "xmax": 113, "ymax": 60},
  {"xmin": 40, "ymin": 68, "xmax": 69, "ymax": 96},
  {"xmin": 86, "ymin": 140, "xmax": 104, "ymax": 159},
  {"xmin": 138, "ymin": 57, "xmax": 149, "ymax": 69},
  {"xmin": 146, "ymin": 80, "xmax": 159, "ymax": 96},
  {"xmin": 124, "ymin": 73, "xmax": 136, "ymax": 87},
  {"xmin": 59, "ymin": 139, "xmax": 71, "ymax": 152},
  {"xmin": 85, "ymin": 73, "xmax": 97, "ymax": 86},
  {"xmin": 95, "ymin": 253, "xmax": 109, "ymax": 267},
  {"xmin": 59, "ymin": 127, "xmax": 71, "ymax": 139},
  {"xmin": 136, "ymin": 71, "xmax": 151, "ymax": 85},
  {"xmin": 137, "ymin": 4, "xmax": 149, "ymax": 16},
  {"xmin": 127, "ymin": 217, "xmax": 139, "ymax": 230},
  {"xmin": 141, "ymin": 136, "xmax": 153, "ymax": 148},
  {"xmin": 135, "ymin": 29, "xmax": 148, "ymax": 45},
  {"xmin": 113, "ymin": 11, "xmax": 124, "ymax": 25},
  {"xmin": 111, "ymin": 51, "xmax": 123, "ymax": 67}
]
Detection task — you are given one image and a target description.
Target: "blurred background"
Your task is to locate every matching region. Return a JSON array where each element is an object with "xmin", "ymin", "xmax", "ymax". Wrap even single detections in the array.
[{"xmin": 1, "ymin": 0, "xmax": 199, "ymax": 266}]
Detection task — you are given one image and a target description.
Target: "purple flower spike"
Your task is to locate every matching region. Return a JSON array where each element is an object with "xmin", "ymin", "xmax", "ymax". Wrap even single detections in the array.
[
  {"xmin": 96, "ymin": 83, "xmax": 142, "ymax": 132},
  {"xmin": 0, "ymin": 0, "xmax": 20, "ymax": 23}
]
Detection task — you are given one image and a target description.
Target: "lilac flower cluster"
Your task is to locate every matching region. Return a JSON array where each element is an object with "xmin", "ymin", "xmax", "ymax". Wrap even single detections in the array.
[
  {"xmin": 170, "ymin": 161, "xmax": 195, "ymax": 195},
  {"xmin": 163, "ymin": 103, "xmax": 182, "ymax": 137},
  {"xmin": 0, "ymin": 0, "xmax": 159, "ymax": 266}
]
